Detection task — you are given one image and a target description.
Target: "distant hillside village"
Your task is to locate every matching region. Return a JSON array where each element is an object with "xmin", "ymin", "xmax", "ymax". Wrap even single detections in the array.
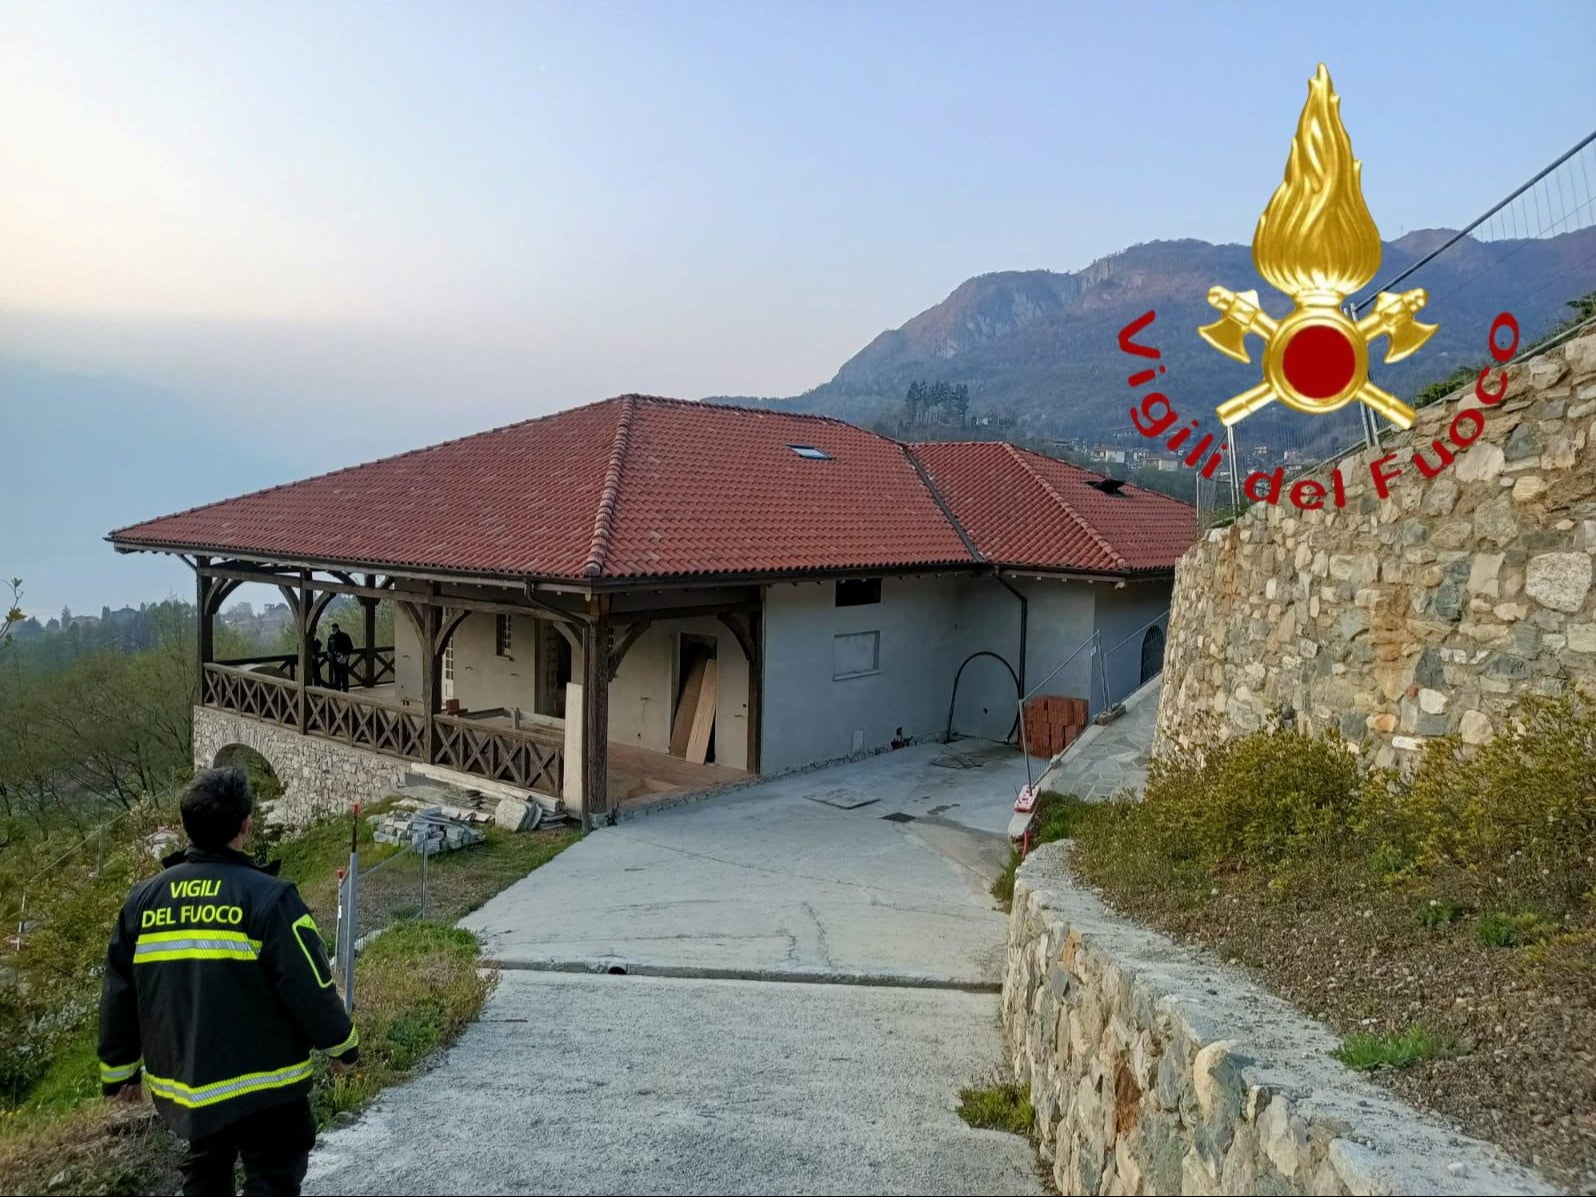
[{"xmin": 5, "ymin": 597, "xmax": 298, "ymax": 674}]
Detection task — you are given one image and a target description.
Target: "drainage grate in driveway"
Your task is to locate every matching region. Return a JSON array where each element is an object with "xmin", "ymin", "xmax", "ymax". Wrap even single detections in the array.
[
  {"xmin": 807, "ymin": 788, "xmax": 879, "ymax": 810},
  {"xmin": 880, "ymin": 811, "xmax": 915, "ymax": 823}
]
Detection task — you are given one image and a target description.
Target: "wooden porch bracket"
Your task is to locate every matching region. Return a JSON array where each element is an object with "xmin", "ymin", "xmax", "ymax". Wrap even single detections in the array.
[{"xmin": 608, "ymin": 620, "xmax": 652, "ymax": 682}]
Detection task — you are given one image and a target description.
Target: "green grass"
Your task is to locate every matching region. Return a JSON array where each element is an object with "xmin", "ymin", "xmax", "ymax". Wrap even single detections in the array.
[
  {"xmin": 956, "ymin": 1082, "xmax": 1034, "ymax": 1135},
  {"xmin": 1417, "ymin": 898, "xmax": 1467, "ymax": 930},
  {"xmin": 310, "ymin": 921, "xmax": 495, "ymax": 1127},
  {"xmin": 1333, "ymin": 1024, "xmax": 1457, "ymax": 1072},
  {"xmin": 992, "ymin": 791, "xmax": 1099, "ymax": 907},
  {"xmin": 1476, "ymin": 909, "xmax": 1559, "ymax": 948},
  {"xmin": 11, "ymin": 1032, "xmax": 100, "ymax": 1120}
]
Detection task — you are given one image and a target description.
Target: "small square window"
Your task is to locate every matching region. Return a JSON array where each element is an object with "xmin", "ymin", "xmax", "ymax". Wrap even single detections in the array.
[
  {"xmin": 787, "ymin": 444, "xmax": 832, "ymax": 460},
  {"xmin": 835, "ymin": 579, "xmax": 881, "ymax": 607},
  {"xmin": 495, "ymin": 614, "xmax": 513, "ymax": 658},
  {"xmin": 833, "ymin": 630, "xmax": 880, "ymax": 680}
]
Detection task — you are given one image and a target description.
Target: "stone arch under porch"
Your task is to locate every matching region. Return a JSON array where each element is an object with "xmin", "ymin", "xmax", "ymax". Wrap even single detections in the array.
[{"xmin": 194, "ymin": 706, "xmax": 412, "ymax": 826}]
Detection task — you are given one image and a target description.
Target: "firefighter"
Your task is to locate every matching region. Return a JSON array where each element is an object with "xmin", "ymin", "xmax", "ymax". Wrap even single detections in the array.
[{"xmin": 98, "ymin": 767, "xmax": 359, "ymax": 1196}]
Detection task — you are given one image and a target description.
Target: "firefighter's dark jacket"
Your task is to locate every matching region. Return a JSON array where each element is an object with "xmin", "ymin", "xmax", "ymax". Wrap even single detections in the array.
[{"xmin": 97, "ymin": 845, "xmax": 359, "ymax": 1140}]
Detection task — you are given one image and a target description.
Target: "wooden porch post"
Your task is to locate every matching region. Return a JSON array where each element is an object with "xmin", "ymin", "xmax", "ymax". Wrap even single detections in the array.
[
  {"xmin": 360, "ymin": 594, "xmax": 378, "ymax": 687},
  {"xmin": 581, "ymin": 599, "xmax": 611, "ymax": 827},
  {"xmin": 295, "ymin": 571, "xmax": 310, "ymax": 733},
  {"xmin": 746, "ymin": 605, "xmax": 763, "ymax": 774},
  {"xmin": 420, "ymin": 600, "xmax": 442, "ymax": 764},
  {"xmin": 194, "ymin": 557, "xmax": 213, "ymax": 705}
]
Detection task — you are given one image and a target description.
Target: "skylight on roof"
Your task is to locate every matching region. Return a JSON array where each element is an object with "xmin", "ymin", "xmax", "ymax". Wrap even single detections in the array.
[{"xmin": 787, "ymin": 444, "xmax": 832, "ymax": 460}]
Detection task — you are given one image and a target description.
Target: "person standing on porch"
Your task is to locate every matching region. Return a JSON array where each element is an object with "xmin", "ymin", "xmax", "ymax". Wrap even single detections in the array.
[
  {"xmin": 97, "ymin": 768, "xmax": 359, "ymax": 1196},
  {"xmin": 327, "ymin": 622, "xmax": 355, "ymax": 692}
]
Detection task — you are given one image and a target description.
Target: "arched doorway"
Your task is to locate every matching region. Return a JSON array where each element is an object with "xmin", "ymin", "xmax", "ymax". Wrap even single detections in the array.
[
  {"xmin": 212, "ymin": 743, "xmax": 286, "ymax": 806},
  {"xmin": 1139, "ymin": 625, "xmax": 1166, "ymax": 686}
]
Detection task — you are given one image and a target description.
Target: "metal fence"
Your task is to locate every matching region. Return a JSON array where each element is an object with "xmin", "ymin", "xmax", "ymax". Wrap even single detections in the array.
[
  {"xmin": 331, "ymin": 824, "xmax": 433, "ymax": 1014},
  {"xmin": 1195, "ymin": 127, "xmax": 1596, "ymax": 527},
  {"xmin": 1011, "ymin": 610, "xmax": 1170, "ymax": 794}
]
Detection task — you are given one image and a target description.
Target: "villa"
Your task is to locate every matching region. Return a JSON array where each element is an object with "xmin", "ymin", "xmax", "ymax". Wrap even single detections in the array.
[{"xmin": 111, "ymin": 395, "xmax": 1194, "ymax": 823}]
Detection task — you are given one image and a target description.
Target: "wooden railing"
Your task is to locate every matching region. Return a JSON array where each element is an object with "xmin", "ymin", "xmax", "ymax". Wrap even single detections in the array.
[
  {"xmin": 203, "ymin": 663, "xmax": 296, "ymax": 726},
  {"xmin": 436, "ymin": 714, "xmax": 563, "ymax": 795},
  {"xmin": 306, "ymin": 686, "xmax": 425, "ymax": 760},
  {"xmin": 361, "ymin": 646, "xmax": 397, "ymax": 687},
  {"xmin": 215, "ymin": 646, "xmax": 395, "ymax": 685},
  {"xmin": 203, "ymin": 662, "xmax": 562, "ymax": 797}
]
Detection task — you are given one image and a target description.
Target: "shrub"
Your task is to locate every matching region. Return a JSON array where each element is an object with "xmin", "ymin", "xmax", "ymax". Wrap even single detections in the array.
[
  {"xmin": 1134, "ymin": 727, "xmax": 1364, "ymax": 874},
  {"xmin": 1358, "ymin": 691, "xmax": 1596, "ymax": 909}
]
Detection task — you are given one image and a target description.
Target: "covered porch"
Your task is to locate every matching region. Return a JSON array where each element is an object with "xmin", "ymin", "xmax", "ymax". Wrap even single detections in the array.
[{"xmin": 194, "ymin": 558, "xmax": 761, "ymax": 824}]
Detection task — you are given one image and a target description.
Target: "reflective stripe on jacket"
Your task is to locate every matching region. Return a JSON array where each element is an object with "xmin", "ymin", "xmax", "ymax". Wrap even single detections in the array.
[{"xmin": 97, "ymin": 846, "xmax": 359, "ymax": 1140}]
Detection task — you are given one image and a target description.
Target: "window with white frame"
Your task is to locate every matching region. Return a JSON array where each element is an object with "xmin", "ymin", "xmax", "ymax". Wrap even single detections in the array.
[
  {"xmin": 832, "ymin": 630, "xmax": 880, "ymax": 680},
  {"xmin": 496, "ymin": 613, "xmax": 513, "ymax": 658}
]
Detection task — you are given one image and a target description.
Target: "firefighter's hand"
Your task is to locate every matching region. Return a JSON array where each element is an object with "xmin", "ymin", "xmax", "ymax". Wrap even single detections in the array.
[
  {"xmin": 112, "ymin": 1082, "xmax": 142, "ymax": 1105},
  {"xmin": 330, "ymin": 1059, "xmax": 352, "ymax": 1076}
]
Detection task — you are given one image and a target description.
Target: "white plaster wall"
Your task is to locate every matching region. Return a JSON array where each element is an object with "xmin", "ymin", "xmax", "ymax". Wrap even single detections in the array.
[
  {"xmin": 1092, "ymin": 580, "xmax": 1173, "ymax": 708},
  {"xmin": 447, "ymin": 611, "xmax": 539, "ymax": 712},
  {"xmin": 394, "ymin": 611, "xmax": 422, "ymax": 707},
  {"xmin": 951, "ymin": 577, "xmax": 1098, "ymax": 739},
  {"xmin": 607, "ymin": 614, "xmax": 751, "ymax": 771},
  {"xmin": 761, "ymin": 577, "xmax": 962, "ymax": 773}
]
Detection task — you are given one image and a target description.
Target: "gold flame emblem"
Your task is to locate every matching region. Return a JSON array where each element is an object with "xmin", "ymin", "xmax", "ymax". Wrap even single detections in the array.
[{"xmin": 1200, "ymin": 64, "xmax": 1435, "ymax": 428}]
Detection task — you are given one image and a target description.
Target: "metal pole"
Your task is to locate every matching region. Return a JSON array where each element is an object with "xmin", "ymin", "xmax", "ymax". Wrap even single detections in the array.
[
  {"xmin": 342, "ymin": 853, "xmax": 357, "ymax": 1013},
  {"xmin": 1225, "ymin": 426, "xmax": 1241, "ymax": 513},
  {"xmin": 420, "ymin": 838, "xmax": 429, "ymax": 920}
]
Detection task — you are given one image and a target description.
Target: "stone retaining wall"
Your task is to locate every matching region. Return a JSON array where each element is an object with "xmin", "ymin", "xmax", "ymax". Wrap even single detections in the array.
[
  {"xmin": 1001, "ymin": 843, "xmax": 1553, "ymax": 1196},
  {"xmin": 193, "ymin": 706, "xmax": 411, "ymax": 824},
  {"xmin": 1156, "ymin": 328, "xmax": 1596, "ymax": 764}
]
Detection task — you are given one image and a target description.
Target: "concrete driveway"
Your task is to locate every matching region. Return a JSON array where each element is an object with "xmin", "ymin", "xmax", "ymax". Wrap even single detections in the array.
[{"xmin": 306, "ymin": 742, "xmax": 1044, "ymax": 1196}]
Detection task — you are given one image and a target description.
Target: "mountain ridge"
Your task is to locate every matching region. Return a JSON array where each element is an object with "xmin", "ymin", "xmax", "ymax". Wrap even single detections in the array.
[{"xmin": 708, "ymin": 228, "xmax": 1596, "ymax": 455}]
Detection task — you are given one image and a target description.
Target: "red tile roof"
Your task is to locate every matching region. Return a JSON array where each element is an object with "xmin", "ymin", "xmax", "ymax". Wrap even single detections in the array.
[
  {"xmin": 909, "ymin": 441, "xmax": 1198, "ymax": 573},
  {"xmin": 110, "ymin": 395, "xmax": 1193, "ymax": 582}
]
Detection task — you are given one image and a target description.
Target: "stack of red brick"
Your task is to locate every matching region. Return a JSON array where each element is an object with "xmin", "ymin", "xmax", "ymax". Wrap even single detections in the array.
[{"xmin": 1022, "ymin": 695, "xmax": 1088, "ymax": 758}]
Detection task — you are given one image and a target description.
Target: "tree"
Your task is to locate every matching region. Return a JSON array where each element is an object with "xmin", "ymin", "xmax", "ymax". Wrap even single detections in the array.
[{"xmin": 1, "ymin": 579, "xmax": 20, "ymax": 647}]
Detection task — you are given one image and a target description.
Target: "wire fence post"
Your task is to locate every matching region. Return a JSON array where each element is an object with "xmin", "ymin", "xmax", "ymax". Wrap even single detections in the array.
[{"xmin": 420, "ymin": 838, "xmax": 429, "ymax": 920}]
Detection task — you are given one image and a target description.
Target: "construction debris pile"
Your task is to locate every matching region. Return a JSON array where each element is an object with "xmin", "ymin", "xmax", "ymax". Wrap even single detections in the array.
[{"xmin": 372, "ymin": 808, "xmax": 486, "ymax": 855}]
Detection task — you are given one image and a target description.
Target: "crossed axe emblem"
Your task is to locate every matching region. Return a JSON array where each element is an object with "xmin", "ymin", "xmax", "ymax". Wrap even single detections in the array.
[{"xmin": 1199, "ymin": 286, "xmax": 1436, "ymax": 429}]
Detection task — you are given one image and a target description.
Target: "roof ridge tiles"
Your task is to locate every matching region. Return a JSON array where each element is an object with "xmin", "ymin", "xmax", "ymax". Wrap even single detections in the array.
[
  {"xmin": 584, "ymin": 396, "xmax": 637, "ymax": 578},
  {"xmin": 999, "ymin": 442, "xmax": 1130, "ymax": 571},
  {"xmin": 900, "ymin": 444, "xmax": 984, "ymax": 563}
]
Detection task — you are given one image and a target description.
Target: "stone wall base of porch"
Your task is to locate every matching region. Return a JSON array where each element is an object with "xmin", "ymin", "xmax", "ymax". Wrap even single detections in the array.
[{"xmin": 193, "ymin": 705, "xmax": 413, "ymax": 826}]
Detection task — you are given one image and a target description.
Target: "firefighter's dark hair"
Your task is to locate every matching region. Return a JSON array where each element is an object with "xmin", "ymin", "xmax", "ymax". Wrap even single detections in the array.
[{"xmin": 181, "ymin": 767, "xmax": 255, "ymax": 850}]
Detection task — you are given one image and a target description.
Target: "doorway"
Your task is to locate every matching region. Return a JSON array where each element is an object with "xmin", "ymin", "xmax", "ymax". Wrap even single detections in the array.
[
  {"xmin": 670, "ymin": 633, "xmax": 718, "ymax": 763},
  {"xmin": 536, "ymin": 621, "xmax": 573, "ymax": 718},
  {"xmin": 1139, "ymin": 625, "xmax": 1165, "ymax": 686}
]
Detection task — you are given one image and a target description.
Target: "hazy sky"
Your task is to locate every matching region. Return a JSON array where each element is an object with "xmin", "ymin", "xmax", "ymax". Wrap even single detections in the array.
[{"xmin": 3, "ymin": 0, "xmax": 1593, "ymax": 613}]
